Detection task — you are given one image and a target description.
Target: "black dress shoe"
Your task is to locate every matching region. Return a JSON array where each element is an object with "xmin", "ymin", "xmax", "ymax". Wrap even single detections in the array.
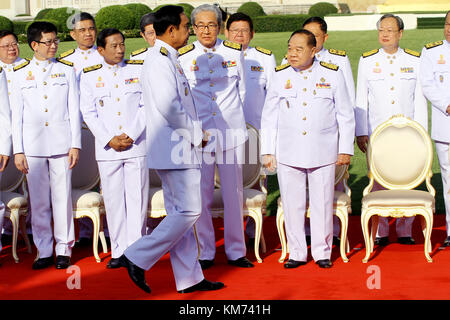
[
  {"xmin": 178, "ymin": 279, "xmax": 225, "ymax": 293},
  {"xmin": 199, "ymin": 259, "xmax": 214, "ymax": 270},
  {"xmin": 32, "ymin": 256, "xmax": 54, "ymax": 270},
  {"xmin": 374, "ymin": 236, "xmax": 389, "ymax": 246},
  {"xmin": 284, "ymin": 259, "xmax": 306, "ymax": 269},
  {"xmin": 119, "ymin": 255, "xmax": 151, "ymax": 294},
  {"xmin": 55, "ymin": 255, "xmax": 71, "ymax": 269},
  {"xmin": 397, "ymin": 237, "xmax": 415, "ymax": 245},
  {"xmin": 443, "ymin": 236, "xmax": 450, "ymax": 247},
  {"xmin": 228, "ymin": 256, "xmax": 254, "ymax": 268},
  {"xmin": 107, "ymin": 258, "xmax": 123, "ymax": 269},
  {"xmin": 316, "ymin": 259, "xmax": 333, "ymax": 268},
  {"xmin": 74, "ymin": 237, "xmax": 92, "ymax": 248}
]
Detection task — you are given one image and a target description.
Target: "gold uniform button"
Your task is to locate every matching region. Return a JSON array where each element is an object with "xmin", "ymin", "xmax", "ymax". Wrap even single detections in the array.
[
  {"xmin": 204, "ymin": 49, "xmax": 208, "ymax": 53},
  {"xmin": 303, "ymin": 88, "xmax": 307, "ymax": 92},
  {"xmin": 390, "ymin": 86, "xmax": 395, "ymax": 90},
  {"xmin": 45, "ymin": 122, "xmax": 48, "ymax": 126},
  {"xmin": 115, "ymin": 84, "xmax": 118, "ymax": 88},
  {"xmin": 390, "ymin": 60, "xmax": 393, "ymax": 64},
  {"xmin": 44, "ymin": 95, "xmax": 47, "ymax": 99},
  {"xmin": 212, "ymin": 97, "xmax": 216, "ymax": 101},
  {"xmin": 209, "ymin": 70, "xmax": 213, "ymax": 74},
  {"xmin": 210, "ymin": 83, "xmax": 214, "ymax": 87},
  {"xmin": 302, "ymin": 117, "xmax": 307, "ymax": 121},
  {"xmin": 302, "ymin": 131, "xmax": 307, "ymax": 135},
  {"xmin": 390, "ymin": 73, "xmax": 394, "ymax": 76},
  {"xmin": 116, "ymin": 97, "xmax": 120, "ymax": 102},
  {"xmin": 119, "ymin": 125, "xmax": 122, "ymax": 130},
  {"xmin": 118, "ymin": 112, "xmax": 121, "ymax": 116},
  {"xmin": 303, "ymin": 102, "xmax": 307, "ymax": 106},
  {"xmin": 42, "ymin": 68, "xmax": 46, "ymax": 72},
  {"xmin": 43, "ymin": 81, "xmax": 47, "ymax": 85},
  {"xmin": 212, "ymin": 112, "xmax": 216, "ymax": 116},
  {"xmin": 7, "ymin": 79, "xmax": 10, "ymax": 83},
  {"xmin": 44, "ymin": 108, "xmax": 48, "ymax": 112},
  {"xmin": 391, "ymin": 100, "xmax": 395, "ymax": 104},
  {"xmin": 304, "ymin": 76, "xmax": 308, "ymax": 80},
  {"xmin": 113, "ymin": 72, "xmax": 117, "ymax": 76}
]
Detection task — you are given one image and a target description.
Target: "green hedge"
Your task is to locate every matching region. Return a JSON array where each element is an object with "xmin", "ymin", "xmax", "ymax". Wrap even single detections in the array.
[
  {"xmin": 253, "ymin": 14, "xmax": 310, "ymax": 33},
  {"xmin": 123, "ymin": 3, "xmax": 152, "ymax": 29},
  {"xmin": 13, "ymin": 20, "xmax": 29, "ymax": 34},
  {"xmin": 237, "ymin": 2, "xmax": 266, "ymax": 18},
  {"xmin": 42, "ymin": 7, "xmax": 78, "ymax": 32},
  {"xmin": 0, "ymin": 16, "xmax": 14, "ymax": 31},
  {"xmin": 95, "ymin": 5, "xmax": 135, "ymax": 30},
  {"xmin": 417, "ymin": 17, "xmax": 445, "ymax": 29},
  {"xmin": 308, "ymin": 2, "xmax": 338, "ymax": 17},
  {"xmin": 35, "ymin": 8, "xmax": 53, "ymax": 20}
]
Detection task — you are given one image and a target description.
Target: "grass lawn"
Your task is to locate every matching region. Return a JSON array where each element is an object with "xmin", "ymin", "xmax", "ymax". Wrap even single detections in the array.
[{"xmin": 18, "ymin": 28, "xmax": 447, "ymax": 216}]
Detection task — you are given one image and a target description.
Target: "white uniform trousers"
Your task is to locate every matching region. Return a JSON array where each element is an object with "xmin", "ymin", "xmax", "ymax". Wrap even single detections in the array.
[
  {"xmin": 278, "ymin": 162, "xmax": 335, "ymax": 262},
  {"xmin": 195, "ymin": 144, "xmax": 246, "ymax": 261},
  {"xmin": 27, "ymin": 155, "xmax": 75, "ymax": 258},
  {"xmin": 435, "ymin": 141, "xmax": 450, "ymax": 236},
  {"xmin": 124, "ymin": 168, "xmax": 204, "ymax": 291},
  {"xmin": 374, "ymin": 181, "xmax": 414, "ymax": 238},
  {"xmin": 0, "ymin": 172, "xmax": 4, "ymax": 252},
  {"xmin": 97, "ymin": 156, "xmax": 148, "ymax": 259}
]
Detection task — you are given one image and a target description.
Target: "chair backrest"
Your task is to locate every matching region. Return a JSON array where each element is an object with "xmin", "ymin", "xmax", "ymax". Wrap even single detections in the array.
[
  {"xmin": 215, "ymin": 123, "xmax": 261, "ymax": 189},
  {"xmin": 71, "ymin": 125, "xmax": 100, "ymax": 190},
  {"xmin": 367, "ymin": 114, "xmax": 433, "ymax": 190},
  {"xmin": 335, "ymin": 164, "xmax": 348, "ymax": 187},
  {"xmin": 0, "ymin": 160, "xmax": 24, "ymax": 192}
]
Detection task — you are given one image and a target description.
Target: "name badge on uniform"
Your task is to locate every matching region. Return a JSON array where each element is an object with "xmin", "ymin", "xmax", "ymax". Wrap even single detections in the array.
[
  {"xmin": 26, "ymin": 71, "xmax": 34, "ymax": 80},
  {"xmin": 316, "ymin": 82, "xmax": 331, "ymax": 89},
  {"xmin": 285, "ymin": 79, "xmax": 292, "ymax": 89},
  {"xmin": 222, "ymin": 60, "xmax": 237, "ymax": 68},
  {"xmin": 125, "ymin": 78, "xmax": 139, "ymax": 84},
  {"xmin": 99, "ymin": 99, "xmax": 104, "ymax": 107},
  {"xmin": 51, "ymin": 73, "xmax": 66, "ymax": 78},
  {"xmin": 96, "ymin": 76, "xmax": 104, "ymax": 87},
  {"xmin": 251, "ymin": 66, "xmax": 264, "ymax": 72},
  {"xmin": 438, "ymin": 55, "xmax": 445, "ymax": 64},
  {"xmin": 401, "ymin": 67, "xmax": 414, "ymax": 73}
]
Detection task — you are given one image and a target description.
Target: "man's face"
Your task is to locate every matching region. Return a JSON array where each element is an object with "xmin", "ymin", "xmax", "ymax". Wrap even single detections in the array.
[
  {"xmin": 172, "ymin": 13, "xmax": 191, "ymax": 50},
  {"xmin": 377, "ymin": 17, "xmax": 402, "ymax": 50},
  {"xmin": 444, "ymin": 13, "xmax": 450, "ymax": 42},
  {"xmin": 31, "ymin": 32, "xmax": 59, "ymax": 61},
  {"xmin": 98, "ymin": 33, "xmax": 125, "ymax": 65},
  {"xmin": 141, "ymin": 23, "xmax": 156, "ymax": 47},
  {"xmin": 303, "ymin": 22, "xmax": 328, "ymax": 52},
  {"xmin": 0, "ymin": 34, "xmax": 19, "ymax": 64},
  {"xmin": 193, "ymin": 11, "xmax": 219, "ymax": 48},
  {"xmin": 70, "ymin": 19, "xmax": 97, "ymax": 50},
  {"xmin": 225, "ymin": 20, "xmax": 254, "ymax": 50},
  {"xmin": 287, "ymin": 33, "xmax": 315, "ymax": 70}
]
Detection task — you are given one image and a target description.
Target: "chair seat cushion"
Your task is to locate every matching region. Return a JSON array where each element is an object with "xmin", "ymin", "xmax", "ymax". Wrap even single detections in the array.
[
  {"xmin": 1, "ymin": 191, "xmax": 27, "ymax": 210},
  {"xmin": 148, "ymin": 187, "xmax": 166, "ymax": 218},
  {"xmin": 72, "ymin": 189, "xmax": 103, "ymax": 209},
  {"xmin": 362, "ymin": 190, "xmax": 435, "ymax": 209},
  {"xmin": 212, "ymin": 188, "xmax": 266, "ymax": 210}
]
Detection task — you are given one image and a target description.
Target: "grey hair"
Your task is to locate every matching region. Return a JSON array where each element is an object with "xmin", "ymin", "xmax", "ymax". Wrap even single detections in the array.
[
  {"xmin": 191, "ymin": 4, "xmax": 222, "ymax": 26},
  {"xmin": 376, "ymin": 13, "xmax": 404, "ymax": 30}
]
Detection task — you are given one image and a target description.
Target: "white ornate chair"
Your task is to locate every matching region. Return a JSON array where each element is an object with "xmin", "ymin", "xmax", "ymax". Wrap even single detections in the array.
[
  {"xmin": 1, "ymin": 161, "xmax": 31, "ymax": 262},
  {"xmin": 71, "ymin": 126, "xmax": 107, "ymax": 262},
  {"xmin": 361, "ymin": 115, "xmax": 435, "ymax": 263},
  {"xmin": 276, "ymin": 164, "xmax": 352, "ymax": 263},
  {"xmin": 213, "ymin": 123, "xmax": 267, "ymax": 263}
]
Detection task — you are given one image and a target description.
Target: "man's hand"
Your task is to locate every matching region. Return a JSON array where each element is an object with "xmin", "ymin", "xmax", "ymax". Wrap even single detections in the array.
[
  {"xmin": 0, "ymin": 155, "xmax": 9, "ymax": 172},
  {"xmin": 336, "ymin": 153, "xmax": 352, "ymax": 165},
  {"xmin": 262, "ymin": 154, "xmax": 277, "ymax": 173},
  {"xmin": 356, "ymin": 135, "xmax": 369, "ymax": 153},
  {"xmin": 14, "ymin": 153, "xmax": 28, "ymax": 174},
  {"xmin": 446, "ymin": 105, "xmax": 450, "ymax": 115},
  {"xmin": 68, "ymin": 148, "xmax": 80, "ymax": 169},
  {"xmin": 109, "ymin": 134, "xmax": 133, "ymax": 152},
  {"xmin": 201, "ymin": 130, "xmax": 210, "ymax": 148}
]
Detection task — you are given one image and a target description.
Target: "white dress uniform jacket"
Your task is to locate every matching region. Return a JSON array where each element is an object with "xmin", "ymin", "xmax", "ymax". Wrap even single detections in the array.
[
  {"xmin": 178, "ymin": 39, "xmax": 248, "ymax": 150},
  {"xmin": 421, "ymin": 39, "xmax": 450, "ymax": 236},
  {"xmin": 355, "ymin": 47, "xmax": 428, "ymax": 136},
  {"xmin": 2, "ymin": 57, "xmax": 27, "ymax": 99},
  {"xmin": 242, "ymin": 46, "xmax": 276, "ymax": 129},
  {"xmin": 124, "ymin": 39, "xmax": 205, "ymax": 291},
  {"xmin": 0, "ymin": 69, "xmax": 11, "ymax": 253},
  {"xmin": 79, "ymin": 58, "xmax": 148, "ymax": 259},
  {"xmin": 59, "ymin": 46, "xmax": 104, "ymax": 80}
]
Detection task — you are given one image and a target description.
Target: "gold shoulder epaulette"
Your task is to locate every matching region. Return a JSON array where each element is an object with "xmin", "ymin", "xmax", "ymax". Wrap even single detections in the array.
[
  {"xmin": 404, "ymin": 48, "xmax": 420, "ymax": 57},
  {"xmin": 362, "ymin": 49, "xmax": 379, "ymax": 58},
  {"xmin": 125, "ymin": 59, "xmax": 144, "ymax": 65},
  {"xmin": 13, "ymin": 59, "xmax": 30, "ymax": 72},
  {"xmin": 56, "ymin": 58, "xmax": 74, "ymax": 67},
  {"xmin": 160, "ymin": 47, "xmax": 168, "ymax": 56},
  {"xmin": 83, "ymin": 64, "xmax": 102, "ymax": 73},
  {"xmin": 255, "ymin": 46, "xmax": 272, "ymax": 56},
  {"xmin": 425, "ymin": 41, "xmax": 443, "ymax": 49},
  {"xmin": 320, "ymin": 61, "xmax": 339, "ymax": 71},
  {"xmin": 178, "ymin": 43, "xmax": 195, "ymax": 56},
  {"xmin": 328, "ymin": 48, "xmax": 346, "ymax": 57},
  {"xmin": 131, "ymin": 47, "xmax": 147, "ymax": 57},
  {"xmin": 0, "ymin": 66, "xmax": 2, "ymax": 73},
  {"xmin": 223, "ymin": 40, "xmax": 242, "ymax": 51},
  {"xmin": 275, "ymin": 63, "xmax": 290, "ymax": 72},
  {"xmin": 59, "ymin": 49, "xmax": 75, "ymax": 59}
]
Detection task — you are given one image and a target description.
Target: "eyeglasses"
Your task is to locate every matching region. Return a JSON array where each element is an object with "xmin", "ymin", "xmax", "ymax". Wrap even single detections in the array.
[
  {"xmin": 74, "ymin": 27, "xmax": 96, "ymax": 33},
  {"xmin": 36, "ymin": 38, "xmax": 60, "ymax": 46},
  {"xmin": 0, "ymin": 42, "xmax": 18, "ymax": 49},
  {"xmin": 194, "ymin": 23, "xmax": 218, "ymax": 32},
  {"xmin": 229, "ymin": 29, "xmax": 251, "ymax": 35}
]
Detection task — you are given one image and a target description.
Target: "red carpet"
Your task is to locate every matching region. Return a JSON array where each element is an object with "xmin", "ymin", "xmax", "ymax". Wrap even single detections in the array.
[{"xmin": 1, "ymin": 214, "xmax": 450, "ymax": 300}]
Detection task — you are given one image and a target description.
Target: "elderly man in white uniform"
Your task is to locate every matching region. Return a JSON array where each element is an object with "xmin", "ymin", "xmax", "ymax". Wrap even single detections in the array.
[
  {"xmin": 420, "ymin": 11, "xmax": 450, "ymax": 246},
  {"xmin": 355, "ymin": 14, "xmax": 428, "ymax": 246},
  {"xmin": 178, "ymin": 4, "xmax": 253, "ymax": 269},
  {"xmin": 79, "ymin": 28, "xmax": 148, "ymax": 269},
  {"xmin": 119, "ymin": 5, "xmax": 224, "ymax": 294},
  {"xmin": 0, "ymin": 69, "xmax": 11, "ymax": 256},
  {"xmin": 261, "ymin": 29, "xmax": 355, "ymax": 269},
  {"xmin": 11, "ymin": 21, "xmax": 81, "ymax": 270}
]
